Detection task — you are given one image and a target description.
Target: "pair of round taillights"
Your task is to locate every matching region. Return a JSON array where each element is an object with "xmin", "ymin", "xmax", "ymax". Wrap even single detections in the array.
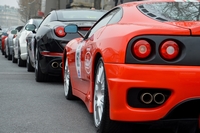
[{"xmin": 133, "ymin": 40, "xmax": 179, "ymax": 60}]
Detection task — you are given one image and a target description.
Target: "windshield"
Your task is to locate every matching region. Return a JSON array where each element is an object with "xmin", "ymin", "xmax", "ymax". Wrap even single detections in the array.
[
  {"xmin": 138, "ymin": 2, "xmax": 200, "ymax": 21},
  {"xmin": 56, "ymin": 10, "xmax": 106, "ymax": 21}
]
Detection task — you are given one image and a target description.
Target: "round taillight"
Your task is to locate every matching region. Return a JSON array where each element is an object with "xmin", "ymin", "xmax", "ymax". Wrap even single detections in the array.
[
  {"xmin": 160, "ymin": 41, "xmax": 179, "ymax": 60},
  {"xmin": 133, "ymin": 40, "xmax": 151, "ymax": 59},
  {"xmin": 54, "ymin": 26, "xmax": 66, "ymax": 37}
]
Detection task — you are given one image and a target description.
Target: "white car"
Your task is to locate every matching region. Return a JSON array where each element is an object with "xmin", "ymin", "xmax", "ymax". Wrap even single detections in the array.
[{"xmin": 14, "ymin": 18, "xmax": 42, "ymax": 67}]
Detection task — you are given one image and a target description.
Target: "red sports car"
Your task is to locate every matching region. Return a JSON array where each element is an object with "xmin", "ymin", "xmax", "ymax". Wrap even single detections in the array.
[
  {"xmin": 1, "ymin": 33, "xmax": 8, "ymax": 55},
  {"xmin": 62, "ymin": 0, "xmax": 200, "ymax": 132}
]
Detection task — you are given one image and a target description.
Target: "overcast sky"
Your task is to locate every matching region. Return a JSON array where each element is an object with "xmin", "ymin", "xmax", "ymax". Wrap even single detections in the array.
[{"xmin": 0, "ymin": 0, "xmax": 19, "ymax": 8}]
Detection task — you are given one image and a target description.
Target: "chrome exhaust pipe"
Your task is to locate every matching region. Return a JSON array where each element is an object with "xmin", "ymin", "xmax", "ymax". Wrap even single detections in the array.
[
  {"xmin": 60, "ymin": 62, "xmax": 62, "ymax": 68},
  {"xmin": 140, "ymin": 93, "xmax": 153, "ymax": 104},
  {"xmin": 51, "ymin": 62, "xmax": 59, "ymax": 68},
  {"xmin": 153, "ymin": 93, "xmax": 165, "ymax": 105}
]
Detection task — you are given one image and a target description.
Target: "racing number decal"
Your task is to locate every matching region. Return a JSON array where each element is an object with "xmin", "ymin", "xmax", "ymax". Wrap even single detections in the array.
[{"xmin": 75, "ymin": 43, "xmax": 83, "ymax": 78}]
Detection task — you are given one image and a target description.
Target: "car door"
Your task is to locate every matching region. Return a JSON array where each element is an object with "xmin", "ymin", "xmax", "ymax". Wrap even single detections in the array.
[{"xmin": 76, "ymin": 8, "xmax": 122, "ymax": 94}]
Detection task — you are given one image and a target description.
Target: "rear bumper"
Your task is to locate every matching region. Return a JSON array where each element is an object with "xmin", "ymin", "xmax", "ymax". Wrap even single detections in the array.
[
  {"xmin": 105, "ymin": 64, "xmax": 200, "ymax": 121},
  {"xmin": 39, "ymin": 53, "xmax": 63, "ymax": 76}
]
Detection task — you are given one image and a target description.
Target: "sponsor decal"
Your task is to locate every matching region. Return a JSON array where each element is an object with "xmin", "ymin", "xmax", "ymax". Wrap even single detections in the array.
[
  {"xmin": 75, "ymin": 42, "xmax": 83, "ymax": 78},
  {"xmin": 85, "ymin": 47, "xmax": 92, "ymax": 74}
]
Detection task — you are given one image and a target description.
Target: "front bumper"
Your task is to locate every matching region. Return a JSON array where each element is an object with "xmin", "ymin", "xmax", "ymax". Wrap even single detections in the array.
[{"xmin": 105, "ymin": 64, "xmax": 200, "ymax": 121}]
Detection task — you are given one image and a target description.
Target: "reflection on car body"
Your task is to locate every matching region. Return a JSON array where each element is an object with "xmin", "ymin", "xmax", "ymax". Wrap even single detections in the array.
[{"xmin": 62, "ymin": 0, "xmax": 200, "ymax": 133}]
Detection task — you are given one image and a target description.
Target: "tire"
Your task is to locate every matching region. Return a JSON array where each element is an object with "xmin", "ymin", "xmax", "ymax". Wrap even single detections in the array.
[
  {"xmin": 35, "ymin": 47, "xmax": 47, "ymax": 82},
  {"xmin": 7, "ymin": 48, "xmax": 12, "ymax": 60},
  {"xmin": 2, "ymin": 49, "xmax": 4, "ymax": 55},
  {"xmin": 64, "ymin": 57, "xmax": 76, "ymax": 100},
  {"xmin": 27, "ymin": 53, "xmax": 34, "ymax": 72},
  {"xmin": 18, "ymin": 47, "xmax": 26, "ymax": 67},
  {"xmin": 12, "ymin": 50, "xmax": 17, "ymax": 63},
  {"xmin": 94, "ymin": 57, "xmax": 121, "ymax": 133},
  {"xmin": 4, "ymin": 45, "xmax": 7, "ymax": 58},
  {"xmin": 4, "ymin": 49, "xmax": 7, "ymax": 58}
]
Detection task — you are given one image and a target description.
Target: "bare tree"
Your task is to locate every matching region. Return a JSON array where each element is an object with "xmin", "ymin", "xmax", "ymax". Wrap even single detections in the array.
[{"xmin": 17, "ymin": 0, "xmax": 41, "ymax": 23}]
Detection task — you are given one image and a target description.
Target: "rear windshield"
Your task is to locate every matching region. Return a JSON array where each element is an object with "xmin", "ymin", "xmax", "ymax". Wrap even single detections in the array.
[
  {"xmin": 138, "ymin": 2, "xmax": 200, "ymax": 21},
  {"xmin": 56, "ymin": 10, "xmax": 106, "ymax": 21},
  {"xmin": 35, "ymin": 19, "xmax": 43, "ymax": 27}
]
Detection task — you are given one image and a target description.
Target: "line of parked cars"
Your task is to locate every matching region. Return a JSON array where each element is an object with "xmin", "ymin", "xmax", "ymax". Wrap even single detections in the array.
[{"xmin": 1, "ymin": 0, "xmax": 200, "ymax": 132}]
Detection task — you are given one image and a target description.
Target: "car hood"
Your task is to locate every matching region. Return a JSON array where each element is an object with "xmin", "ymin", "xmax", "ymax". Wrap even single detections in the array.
[{"xmin": 165, "ymin": 21, "xmax": 200, "ymax": 35}]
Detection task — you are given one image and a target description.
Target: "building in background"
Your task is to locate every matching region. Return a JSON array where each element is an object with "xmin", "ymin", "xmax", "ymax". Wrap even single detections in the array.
[{"xmin": 0, "ymin": 5, "xmax": 23, "ymax": 28}]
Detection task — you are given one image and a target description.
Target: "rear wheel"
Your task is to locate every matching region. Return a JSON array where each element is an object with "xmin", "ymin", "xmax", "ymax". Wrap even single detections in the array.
[
  {"xmin": 1, "ymin": 47, "xmax": 4, "ymax": 55},
  {"xmin": 7, "ymin": 45, "xmax": 12, "ymax": 60},
  {"xmin": 7, "ymin": 50, "xmax": 12, "ymax": 60},
  {"xmin": 18, "ymin": 47, "xmax": 26, "ymax": 67},
  {"xmin": 35, "ymin": 47, "xmax": 47, "ymax": 82},
  {"xmin": 94, "ymin": 57, "xmax": 121, "ymax": 133},
  {"xmin": 4, "ymin": 46, "xmax": 7, "ymax": 58},
  {"xmin": 12, "ymin": 50, "xmax": 17, "ymax": 63},
  {"xmin": 64, "ymin": 57, "xmax": 76, "ymax": 100},
  {"xmin": 27, "ymin": 53, "xmax": 34, "ymax": 72}
]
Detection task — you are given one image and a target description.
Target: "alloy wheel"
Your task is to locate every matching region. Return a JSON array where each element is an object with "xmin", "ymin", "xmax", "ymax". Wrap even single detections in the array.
[
  {"xmin": 35, "ymin": 48, "xmax": 38, "ymax": 71},
  {"xmin": 93, "ymin": 61, "xmax": 105, "ymax": 127},
  {"xmin": 64, "ymin": 58, "xmax": 69, "ymax": 96}
]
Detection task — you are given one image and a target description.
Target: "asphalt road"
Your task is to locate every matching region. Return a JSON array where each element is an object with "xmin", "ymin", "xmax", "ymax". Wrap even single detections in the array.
[
  {"xmin": 0, "ymin": 54, "xmax": 96, "ymax": 133},
  {"xmin": 0, "ymin": 54, "xmax": 199, "ymax": 133}
]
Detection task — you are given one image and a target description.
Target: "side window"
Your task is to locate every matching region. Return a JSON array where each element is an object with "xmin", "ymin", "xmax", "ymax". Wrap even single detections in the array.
[
  {"xmin": 38, "ymin": 13, "xmax": 51, "ymax": 28},
  {"xmin": 86, "ymin": 8, "xmax": 120, "ymax": 39},
  {"xmin": 108, "ymin": 8, "xmax": 122, "ymax": 25}
]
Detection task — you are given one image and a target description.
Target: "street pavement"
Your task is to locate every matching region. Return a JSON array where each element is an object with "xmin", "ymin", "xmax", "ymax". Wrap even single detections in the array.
[{"xmin": 0, "ymin": 55, "xmax": 96, "ymax": 133}]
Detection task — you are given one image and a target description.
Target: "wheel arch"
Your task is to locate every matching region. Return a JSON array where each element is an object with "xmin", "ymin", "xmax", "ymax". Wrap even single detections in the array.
[
  {"xmin": 90, "ymin": 52, "xmax": 105, "ymax": 113},
  {"xmin": 33, "ymin": 38, "xmax": 37, "ymax": 57},
  {"xmin": 93, "ymin": 52, "xmax": 102, "ymax": 82},
  {"xmin": 62, "ymin": 49, "xmax": 67, "ymax": 81},
  {"xmin": 18, "ymin": 41, "xmax": 21, "ymax": 56}
]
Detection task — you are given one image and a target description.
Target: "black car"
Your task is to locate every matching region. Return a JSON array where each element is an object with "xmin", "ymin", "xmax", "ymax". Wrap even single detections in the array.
[{"xmin": 25, "ymin": 9, "xmax": 106, "ymax": 82}]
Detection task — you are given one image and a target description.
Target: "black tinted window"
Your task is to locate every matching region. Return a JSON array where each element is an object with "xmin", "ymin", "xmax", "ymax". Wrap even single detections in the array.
[
  {"xmin": 87, "ymin": 9, "xmax": 118, "ymax": 38},
  {"xmin": 138, "ymin": 2, "xmax": 200, "ymax": 21}
]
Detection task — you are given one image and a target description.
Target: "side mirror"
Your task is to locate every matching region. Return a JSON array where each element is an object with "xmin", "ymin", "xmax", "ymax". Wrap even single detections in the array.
[
  {"xmin": 11, "ymin": 29, "xmax": 17, "ymax": 34},
  {"xmin": 64, "ymin": 24, "xmax": 78, "ymax": 33},
  {"xmin": 65, "ymin": 24, "xmax": 84, "ymax": 38},
  {"xmin": 25, "ymin": 24, "xmax": 36, "ymax": 32}
]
